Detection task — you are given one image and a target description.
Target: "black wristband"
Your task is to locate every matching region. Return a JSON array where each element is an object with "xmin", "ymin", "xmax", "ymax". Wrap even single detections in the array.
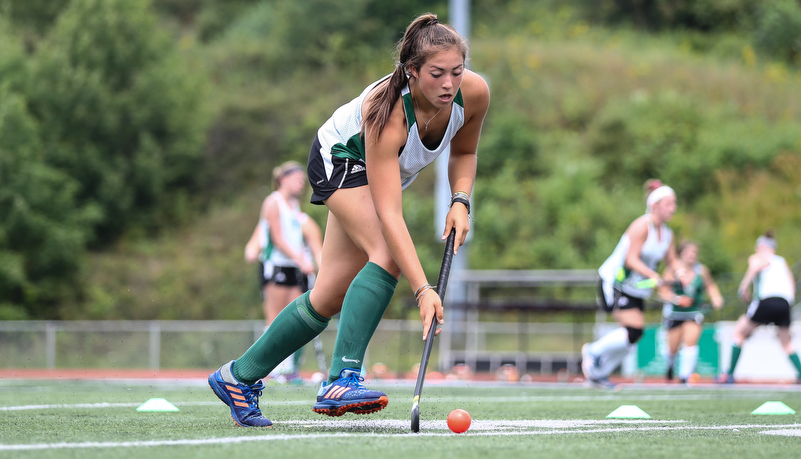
[{"xmin": 450, "ymin": 196, "xmax": 471, "ymax": 215}]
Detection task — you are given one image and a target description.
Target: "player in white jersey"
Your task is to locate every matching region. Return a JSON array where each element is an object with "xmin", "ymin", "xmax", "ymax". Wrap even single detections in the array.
[
  {"xmin": 582, "ymin": 179, "xmax": 688, "ymax": 389},
  {"xmin": 244, "ymin": 161, "xmax": 323, "ymax": 383},
  {"xmin": 717, "ymin": 231, "xmax": 801, "ymax": 383},
  {"xmin": 209, "ymin": 13, "xmax": 490, "ymax": 426}
]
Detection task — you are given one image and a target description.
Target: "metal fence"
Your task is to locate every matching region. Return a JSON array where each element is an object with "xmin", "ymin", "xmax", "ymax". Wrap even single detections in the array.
[
  {"xmin": 0, "ymin": 317, "xmax": 593, "ymax": 376},
  {"xmin": 2, "ymin": 267, "xmax": 798, "ymax": 376}
]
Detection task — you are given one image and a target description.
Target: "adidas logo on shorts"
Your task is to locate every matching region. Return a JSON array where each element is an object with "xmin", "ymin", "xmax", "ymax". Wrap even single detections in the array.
[{"xmin": 350, "ymin": 164, "xmax": 366, "ymax": 174}]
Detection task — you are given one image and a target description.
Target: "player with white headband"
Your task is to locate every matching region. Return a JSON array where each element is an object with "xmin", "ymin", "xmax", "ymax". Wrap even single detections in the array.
[
  {"xmin": 582, "ymin": 179, "xmax": 688, "ymax": 389},
  {"xmin": 717, "ymin": 230, "xmax": 800, "ymax": 384}
]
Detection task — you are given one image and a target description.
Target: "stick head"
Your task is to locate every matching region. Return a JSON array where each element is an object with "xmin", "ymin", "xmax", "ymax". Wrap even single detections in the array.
[
  {"xmin": 411, "ymin": 405, "xmax": 420, "ymax": 433},
  {"xmin": 634, "ymin": 278, "xmax": 658, "ymax": 289}
]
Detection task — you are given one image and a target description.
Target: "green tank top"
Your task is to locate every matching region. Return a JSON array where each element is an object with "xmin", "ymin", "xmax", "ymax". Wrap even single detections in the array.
[{"xmin": 672, "ymin": 264, "xmax": 704, "ymax": 312}]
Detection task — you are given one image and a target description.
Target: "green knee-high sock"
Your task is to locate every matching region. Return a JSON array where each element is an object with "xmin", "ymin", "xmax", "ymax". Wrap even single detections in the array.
[
  {"xmin": 789, "ymin": 353, "xmax": 801, "ymax": 377},
  {"xmin": 328, "ymin": 262, "xmax": 398, "ymax": 383},
  {"xmin": 233, "ymin": 291, "xmax": 329, "ymax": 385},
  {"xmin": 727, "ymin": 345, "xmax": 742, "ymax": 375}
]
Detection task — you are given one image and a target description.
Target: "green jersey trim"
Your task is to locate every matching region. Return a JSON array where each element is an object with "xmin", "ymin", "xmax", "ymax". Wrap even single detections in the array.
[
  {"xmin": 402, "ymin": 92, "xmax": 416, "ymax": 132},
  {"xmin": 331, "ymin": 132, "xmax": 366, "ymax": 161},
  {"xmin": 401, "ymin": 89, "xmax": 465, "ymax": 133}
]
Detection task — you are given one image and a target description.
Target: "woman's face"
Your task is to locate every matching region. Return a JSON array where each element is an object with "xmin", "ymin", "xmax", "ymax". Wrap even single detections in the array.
[
  {"xmin": 281, "ymin": 169, "xmax": 306, "ymax": 197},
  {"xmin": 680, "ymin": 244, "xmax": 698, "ymax": 265},
  {"xmin": 652, "ymin": 194, "xmax": 676, "ymax": 222},
  {"xmin": 412, "ymin": 47, "xmax": 465, "ymax": 109}
]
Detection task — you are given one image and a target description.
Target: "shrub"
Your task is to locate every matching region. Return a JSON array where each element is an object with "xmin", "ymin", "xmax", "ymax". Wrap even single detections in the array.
[{"xmin": 753, "ymin": 0, "xmax": 801, "ymax": 64}]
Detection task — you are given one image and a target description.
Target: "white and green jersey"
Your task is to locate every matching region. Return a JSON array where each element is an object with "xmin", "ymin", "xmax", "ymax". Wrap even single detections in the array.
[
  {"xmin": 598, "ymin": 216, "xmax": 673, "ymax": 300},
  {"xmin": 752, "ymin": 254, "xmax": 794, "ymax": 304},
  {"xmin": 314, "ymin": 75, "xmax": 466, "ymax": 190},
  {"xmin": 258, "ymin": 191, "xmax": 309, "ymax": 268}
]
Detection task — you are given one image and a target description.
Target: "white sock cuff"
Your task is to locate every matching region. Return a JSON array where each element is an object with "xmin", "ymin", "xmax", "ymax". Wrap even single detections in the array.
[{"xmin": 589, "ymin": 327, "xmax": 629, "ymax": 355}]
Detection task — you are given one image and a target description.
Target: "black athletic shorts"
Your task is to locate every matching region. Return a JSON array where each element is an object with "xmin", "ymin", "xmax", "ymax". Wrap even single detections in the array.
[
  {"xmin": 663, "ymin": 314, "xmax": 704, "ymax": 330},
  {"xmin": 596, "ymin": 278, "xmax": 645, "ymax": 312},
  {"xmin": 747, "ymin": 297, "xmax": 792, "ymax": 327},
  {"xmin": 266, "ymin": 265, "xmax": 309, "ymax": 292},
  {"xmin": 258, "ymin": 262, "xmax": 268, "ymax": 287},
  {"xmin": 307, "ymin": 135, "xmax": 368, "ymax": 205}
]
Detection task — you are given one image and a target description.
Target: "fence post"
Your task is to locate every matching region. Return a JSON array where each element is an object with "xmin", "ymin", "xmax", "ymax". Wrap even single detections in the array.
[
  {"xmin": 46, "ymin": 322, "xmax": 56, "ymax": 369},
  {"xmin": 149, "ymin": 321, "xmax": 161, "ymax": 370}
]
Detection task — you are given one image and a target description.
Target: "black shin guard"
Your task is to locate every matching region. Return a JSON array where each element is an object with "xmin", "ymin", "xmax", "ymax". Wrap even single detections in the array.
[{"xmin": 625, "ymin": 326, "xmax": 644, "ymax": 344}]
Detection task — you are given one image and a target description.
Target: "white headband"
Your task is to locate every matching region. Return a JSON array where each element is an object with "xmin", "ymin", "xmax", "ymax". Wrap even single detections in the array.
[
  {"xmin": 646, "ymin": 185, "xmax": 675, "ymax": 213},
  {"xmin": 756, "ymin": 236, "xmax": 777, "ymax": 251}
]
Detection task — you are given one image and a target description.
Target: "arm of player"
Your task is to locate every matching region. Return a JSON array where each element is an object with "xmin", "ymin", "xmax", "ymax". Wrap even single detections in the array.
[
  {"xmin": 443, "ymin": 70, "xmax": 489, "ymax": 253},
  {"xmin": 737, "ymin": 254, "xmax": 769, "ymax": 302},
  {"xmin": 365, "ymin": 100, "xmax": 443, "ymax": 340},
  {"xmin": 624, "ymin": 218, "xmax": 662, "ymax": 284},
  {"xmin": 700, "ymin": 264, "xmax": 724, "ymax": 309},
  {"xmin": 656, "ymin": 266, "xmax": 676, "ymax": 303},
  {"xmin": 301, "ymin": 215, "xmax": 324, "ymax": 271},
  {"xmin": 265, "ymin": 197, "xmax": 314, "ymax": 274},
  {"xmin": 244, "ymin": 197, "xmax": 270, "ymax": 263},
  {"xmin": 244, "ymin": 223, "xmax": 261, "ymax": 263}
]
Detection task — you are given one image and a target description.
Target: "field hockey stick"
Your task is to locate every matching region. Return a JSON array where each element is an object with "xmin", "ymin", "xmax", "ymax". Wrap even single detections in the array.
[
  {"xmin": 634, "ymin": 278, "xmax": 659, "ymax": 289},
  {"xmin": 411, "ymin": 228, "xmax": 456, "ymax": 433},
  {"xmin": 634, "ymin": 278, "xmax": 681, "ymax": 289}
]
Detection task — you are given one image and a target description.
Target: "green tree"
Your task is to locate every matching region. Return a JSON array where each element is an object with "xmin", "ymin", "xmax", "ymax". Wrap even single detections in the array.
[
  {"xmin": 0, "ymin": 0, "xmax": 70, "ymax": 39},
  {"xmin": 22, "ymin": 0, "xmax": 211, "ymax": 244},
  {"xmin": 753, "ymin": 0, "xmax": 801, "ymax": 64},
  {"xmin": 0, "ymin": 88, "xmax": 99, "ymax": 319}
]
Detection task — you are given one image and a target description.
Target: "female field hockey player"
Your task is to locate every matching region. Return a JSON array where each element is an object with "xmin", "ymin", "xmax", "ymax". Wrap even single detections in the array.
[
  {"xmin": 244, "ymin": 161, "xmax": 323, "ymax": 383},
  {"xmin": 659, "ymin": 240, "xmax": 724, "ymax": 384},
  {"xmin": 717, "ymin": 231, "xmax": 800, "ymax": 383},
  {"xmin": 582, "ymin": 179, "xmax": 687, "ymax": 389},
  {"xmin": 209, "ymin": 13, "xmax": 490, "ymax": 426}
]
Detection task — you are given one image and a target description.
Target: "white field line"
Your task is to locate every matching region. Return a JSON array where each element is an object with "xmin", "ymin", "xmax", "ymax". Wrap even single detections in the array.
[
  {"xmin": 0, "ymin": 400, "xmax": 305, "ymax": 411},
  {"xmin": 0, "ymin": 392, "xmax": 781, "ymax": 412},
  {"xmin": 2, "ymin": 421, "xmax": 801, "ymax": 451}
]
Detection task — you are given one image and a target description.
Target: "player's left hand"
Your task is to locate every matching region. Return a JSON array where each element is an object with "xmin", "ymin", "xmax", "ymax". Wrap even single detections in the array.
[{"xmin": 419, "ymin": 288, "xmax": 444, "ymax": 340}]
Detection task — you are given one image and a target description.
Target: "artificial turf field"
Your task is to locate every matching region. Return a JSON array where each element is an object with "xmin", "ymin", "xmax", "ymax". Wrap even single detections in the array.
[{"xmin": 1, "ymin": 377, "xmax": 800, "ymax": 459}]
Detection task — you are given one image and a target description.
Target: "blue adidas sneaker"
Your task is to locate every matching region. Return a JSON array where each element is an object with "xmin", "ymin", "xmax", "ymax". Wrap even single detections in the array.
[
  {"xmin": 312, "ymin": 368, "xmax": 388, "ymax": 417},
  {"xmin": 208, "ymin": 360, "xmax": 273, "ymax": 427}
]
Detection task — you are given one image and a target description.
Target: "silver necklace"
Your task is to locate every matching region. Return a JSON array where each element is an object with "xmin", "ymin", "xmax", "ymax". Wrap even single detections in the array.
[{"xmin": 414, "ymin": 96, "xmax": 443, "ymax": 131}]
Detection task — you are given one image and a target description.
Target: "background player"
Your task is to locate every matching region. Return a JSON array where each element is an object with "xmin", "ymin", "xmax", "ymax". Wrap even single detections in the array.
[
  {"xmin": 659, "ymin": 240, "xmax": 724, "ymax": 384},
  {"xmin": 718, "ymin": 230, "xmax": 800, "ymax": 383}
]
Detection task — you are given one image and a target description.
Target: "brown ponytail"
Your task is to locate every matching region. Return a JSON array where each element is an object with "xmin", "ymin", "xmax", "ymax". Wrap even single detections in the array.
[{"xmin": 362, "ymin": 13, "xmax": 468, "ymax": 141}]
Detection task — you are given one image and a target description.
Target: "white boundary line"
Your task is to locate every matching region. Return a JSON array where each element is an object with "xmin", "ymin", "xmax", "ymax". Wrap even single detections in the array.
[
  {"xmin": 0, "ymin": 392, "xmax": 787, "ymax": 412},
  {"xmin": 2, "ymin": 421, "xmax": 801, "ymax": 451}
]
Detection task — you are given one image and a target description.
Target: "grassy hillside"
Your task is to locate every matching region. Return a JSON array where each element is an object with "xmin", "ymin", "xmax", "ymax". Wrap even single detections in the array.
[{"xmin": 71, "ymin": 4, "xmax": 801, "ymax": 321}]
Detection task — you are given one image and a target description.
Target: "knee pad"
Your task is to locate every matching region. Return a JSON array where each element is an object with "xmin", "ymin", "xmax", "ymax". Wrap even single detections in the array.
[{"xmin": 625, "ymin": 326, "xmax": 644, "ymax": 344}]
